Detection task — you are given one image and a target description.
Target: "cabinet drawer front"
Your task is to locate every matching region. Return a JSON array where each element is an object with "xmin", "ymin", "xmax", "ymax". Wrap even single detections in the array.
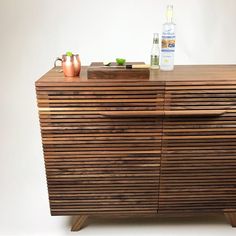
[
  {"xmin": 37, "ymin": 81, "xmax": 164, "ymax": 111},
  {"xmin": 165, "ymin": 81, "xmax": 236, "ymax": 111},
  {"xmin": 159, "ymin": 82, "xmax": 236, "ymax": 214},
  {"xmin": 36, "ymin": 83, "xmax": 163, "ymax": 215}
]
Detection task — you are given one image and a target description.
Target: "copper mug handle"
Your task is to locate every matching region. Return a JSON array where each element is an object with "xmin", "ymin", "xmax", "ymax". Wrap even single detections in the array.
[
  {"xmin": 54, "ymin": 57, "xmax": 63, "ymax": 67},
  {"xmin": 54, "ymin": 57, "xmax": 64, "ymax": 73}
]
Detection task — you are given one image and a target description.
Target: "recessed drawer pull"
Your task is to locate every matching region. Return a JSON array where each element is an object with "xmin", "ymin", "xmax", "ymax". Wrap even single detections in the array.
[
  {"xmin": 99, "ymin": 110, "xmax": 226, "ymax": 117},
  {"xmin": 165, "ymin": 110, "xmax": 226, "ymax": 116},
  {"xmin": 100, "ymin": 111, "xmax": 164, "ymax": 117}
]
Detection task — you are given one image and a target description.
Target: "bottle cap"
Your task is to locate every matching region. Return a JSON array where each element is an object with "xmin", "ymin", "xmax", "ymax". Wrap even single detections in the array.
[{"xmin": 166, "ymin": 5, "xmax": 174, "ymax": 22}]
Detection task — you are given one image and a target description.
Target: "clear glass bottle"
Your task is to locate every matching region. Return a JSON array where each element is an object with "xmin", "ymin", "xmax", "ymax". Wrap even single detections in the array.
[
  {"xmin": 150, "ymin": 33, "xmax": 160, "ymax": 69},
  {"xmin": 160, "ymin": 5, "xmax": 176, "ymax": 71}
]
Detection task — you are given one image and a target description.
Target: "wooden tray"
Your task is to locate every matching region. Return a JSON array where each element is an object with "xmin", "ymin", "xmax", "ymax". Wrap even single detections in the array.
[{"xmin": 87, "ymin": 62, "xmax": 150, "ymax": 80}]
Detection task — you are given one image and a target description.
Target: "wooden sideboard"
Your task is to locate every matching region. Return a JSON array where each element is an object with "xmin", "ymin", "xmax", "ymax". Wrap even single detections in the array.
[{"xmin": 36, "ymin": 65, "xmax": 236, "ymax": 231}]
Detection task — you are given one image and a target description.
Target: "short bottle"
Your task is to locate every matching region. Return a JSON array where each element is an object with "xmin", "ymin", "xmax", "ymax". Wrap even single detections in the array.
[
  {"xmin": 150, "ymin": 33, "xmax": 160, "ymax": 69},
  {"xmin": 160, "ymin": 5, "xmax": 176, "ymax": 71}
]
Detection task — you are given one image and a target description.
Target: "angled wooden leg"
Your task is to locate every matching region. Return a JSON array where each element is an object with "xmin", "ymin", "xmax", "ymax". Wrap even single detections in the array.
[
  {"xmin": 71, "ymin": 216, "xmax": 88, "ymax": 231},
  {"xmin": 224, "ymin": 210, "xmax": 236, "ymax": 227}
]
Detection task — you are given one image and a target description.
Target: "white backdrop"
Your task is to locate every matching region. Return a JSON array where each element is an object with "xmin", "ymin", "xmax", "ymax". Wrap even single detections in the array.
[{"xmin": 0, "ymin": 0, "xmax": 236, "ymax": 235}]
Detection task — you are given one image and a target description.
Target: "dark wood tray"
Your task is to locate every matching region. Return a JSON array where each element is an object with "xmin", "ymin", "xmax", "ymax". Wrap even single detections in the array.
[{"xmin": 87, "ymin": 62, "xmax": 150, "ymax": 80}]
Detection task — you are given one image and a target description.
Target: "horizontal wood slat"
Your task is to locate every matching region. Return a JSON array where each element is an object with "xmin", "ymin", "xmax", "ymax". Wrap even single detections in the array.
[
  {"xmin": 159, "ymin": 82, "xmax": 236, "ymax": 214},
  {"xmin": 36, "ymin": 82, "xmax": 163, "ymax": 215},
  {"xmin": 36, "ymin": 66, "xmax": 236, "ymax": 223},
  {"xmin": 99, "ymin": 110, "xmax": 226, "ymax": 117}
]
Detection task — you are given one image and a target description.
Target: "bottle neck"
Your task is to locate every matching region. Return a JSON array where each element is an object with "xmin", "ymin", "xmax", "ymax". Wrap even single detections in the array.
[
  {"xmin": 153, "ymin": 33, "xmax": 159, "ymax": 44},
  {"xmin": 166, "ymin": 5, "xmax": 174, "ymax": 23},
  {"xmin": 166, "ymin": 15, "xmax": 173, "ymax": 23},
  {"xmin": 153, "ymin": 38, "xmax": 159, "ymax": 44}
]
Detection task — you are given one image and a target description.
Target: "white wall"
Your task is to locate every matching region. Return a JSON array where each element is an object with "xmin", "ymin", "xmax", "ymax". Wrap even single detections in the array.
[{"xmin": 0, "ymin": 0, "xmax": 236, "ymax": 235}]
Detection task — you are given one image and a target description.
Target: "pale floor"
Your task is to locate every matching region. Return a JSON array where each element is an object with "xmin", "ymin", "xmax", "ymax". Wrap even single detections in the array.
[{"xmin": 1, "ymin": 215, "xmax": 236, "ymax": 236}]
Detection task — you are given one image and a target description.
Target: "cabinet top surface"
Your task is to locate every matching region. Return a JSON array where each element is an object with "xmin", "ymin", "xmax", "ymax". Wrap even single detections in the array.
[{"xmin": 36, "ymin": 65, "xmax": 236, "ymax": 85}]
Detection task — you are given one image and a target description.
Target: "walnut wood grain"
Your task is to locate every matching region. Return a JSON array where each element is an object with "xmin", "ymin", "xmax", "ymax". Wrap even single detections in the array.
[
  {"xmin": 71, "ymin": 216, "xmax": 88, "ymax": 231},
  {"xmin": 159, "ymin": 82, "xmax": 236, "ymax": 214},
  {"xmin": 36, "ymin": 81, "xmax": 164, "ymax": 216},
  {"xmin": 224, "ymin": 210, "xmax": 236, "ymax": 227},
  {"xmin": 99, "ymin": 110, "xmax": 226, "ymax": 117},
  {"xmin": 36, "ymin": 65, "xmax": 236, "ymax": 84},
  {"xmin": 87, "ymin": 62, "xmax": 150, "ymax": 80},
  {"xmin": 35, "ymin": 65, "xmax": 236, "ymax": 230}
]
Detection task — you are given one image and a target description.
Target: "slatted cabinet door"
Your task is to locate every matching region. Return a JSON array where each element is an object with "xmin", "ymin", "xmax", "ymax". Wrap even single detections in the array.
[
  {"xmin": 36, "ymin": 81, "xmax": 164, "ymax": 216},
  {"xmin": 159, "ymin": 81, "xmax": 236, "ymax": 214}
]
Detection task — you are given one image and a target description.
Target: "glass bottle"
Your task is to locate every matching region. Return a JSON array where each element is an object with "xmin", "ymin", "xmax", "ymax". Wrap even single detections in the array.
[
  {"xmin": 150, "ymin": 33, "xmax": 160, "ymax": 69},
  {"xmin": 160, "ymin": 5, "xmax": 176, "ymax": 71}
]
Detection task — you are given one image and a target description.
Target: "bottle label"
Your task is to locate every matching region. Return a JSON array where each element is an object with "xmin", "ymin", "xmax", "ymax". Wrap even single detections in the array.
[
  {"xmin": 161, "ymin": 35, "xmax": 175, "ymax": 52},
  {"xmin": 161, "ymin": 52, "xmax": 173, "ymax": 66},
  {"xmin": 151, "ymin": 55, "xmax": 159, "ymax": 66}
]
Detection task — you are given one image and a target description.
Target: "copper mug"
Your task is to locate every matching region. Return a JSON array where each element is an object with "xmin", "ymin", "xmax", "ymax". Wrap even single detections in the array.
[{"xmin": 54, "ymin": 54, "xmax": 81, "ymax": 77}]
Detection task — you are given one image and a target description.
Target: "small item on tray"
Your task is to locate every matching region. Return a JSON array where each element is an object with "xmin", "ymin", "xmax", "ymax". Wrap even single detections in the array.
[
  {"xmin": 116, "ymin": 58, "xmax": 126, "ymax": 66},
  {"xmin": 103, "ymin": 62, "xmax": 112, "ymax": 66}
]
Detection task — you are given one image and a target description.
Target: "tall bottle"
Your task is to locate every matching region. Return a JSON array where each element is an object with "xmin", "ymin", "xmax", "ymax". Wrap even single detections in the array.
[
  {"xmin": 150, "ymin": 33, "xmax": 160, "ymax": 69},
  {"xmin": 160, "ymin": 5, "xmax": 176, "ymax": 71}
]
